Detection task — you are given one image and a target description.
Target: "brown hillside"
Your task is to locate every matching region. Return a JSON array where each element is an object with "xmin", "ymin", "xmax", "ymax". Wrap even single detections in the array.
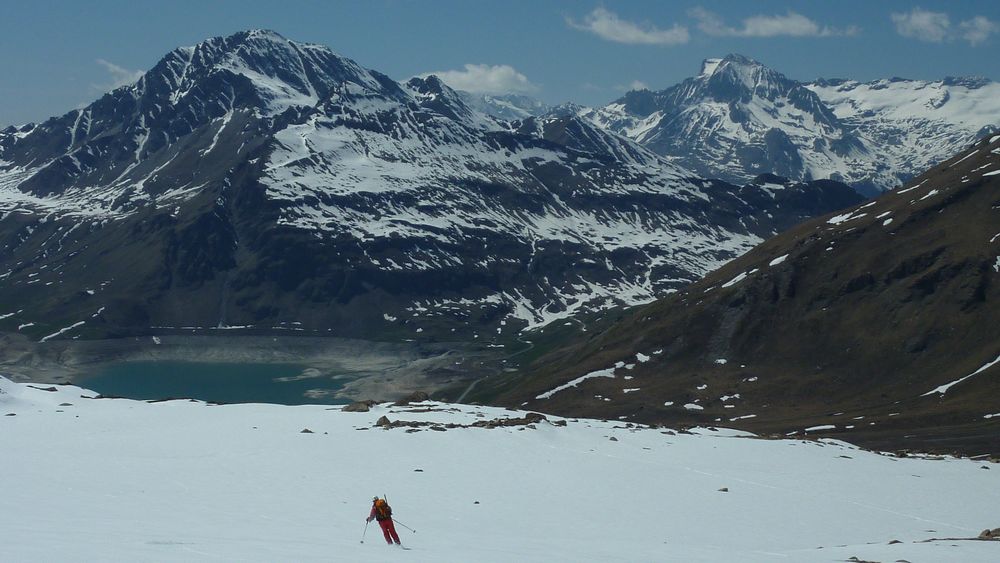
[{"xmin": 491, "ymin": 135, "xmax": 1000, "ymax": 456}]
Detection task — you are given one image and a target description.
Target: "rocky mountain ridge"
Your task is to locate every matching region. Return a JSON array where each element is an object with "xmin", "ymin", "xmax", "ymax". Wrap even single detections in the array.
[{"xmin": 0, "ymin": 31, "xmax": 860, "ymax": 344}]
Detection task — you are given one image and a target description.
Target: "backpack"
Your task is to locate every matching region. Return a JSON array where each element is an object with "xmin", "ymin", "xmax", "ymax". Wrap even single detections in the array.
[{"xmin": 374, "ymin": 499, "xmax": 392, "ymax": 520}]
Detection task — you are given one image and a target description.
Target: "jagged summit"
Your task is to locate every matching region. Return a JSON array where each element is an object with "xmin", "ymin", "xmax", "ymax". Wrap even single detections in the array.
[
  {"xmin": 584, "ymin": 54, "xmax": 1000, "ymax": 193},
  {"xmin": 134, "ymin": 28, "xmax": 394, "ymax": 116},
  {"xmin": 688, "ymin": 53, "xmax": 821, "ymax": 106},
  {"xmin": 696, "ymin": 54, "xmax": 775, "ymax": 79},
  {"xmin": 0, "ymin": 28, "xmax": 414, "ymax": 202},
  {"xmin": 698, "ymin": 53, "xmax": 760, "ymax": 76},
  {"xmin": 584, "ymin": 54, "xmax": 844, "ymax": 189}
]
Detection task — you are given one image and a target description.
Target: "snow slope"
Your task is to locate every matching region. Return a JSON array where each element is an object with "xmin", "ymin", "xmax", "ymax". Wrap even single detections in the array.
[
  {"xmin": 2, "ymin": 376, "xmax": 997, "ymax": 562},
  {"xmin": 808, "ymin": 76, "xmax": 1000, "ymax": 189}
]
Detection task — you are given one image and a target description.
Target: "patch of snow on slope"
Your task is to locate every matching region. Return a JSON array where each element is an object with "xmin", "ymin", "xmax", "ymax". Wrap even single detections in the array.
[
  {"xmin": 768, "ymin": 254, "xmax": 788, "ymax": 266},
  {"xmin": 38, "ymin": 321, "xmax": 86, "ymax": 343},
  {"xmin": 922, "ymin": 352, "xmax": 1000, "ymax": 396},
  {"xmin": 952, "ymin": 150, "xmax": 980, "ymax": 167},
  {"xmin": 827, "ymin": 211, "xmax": 867, "ymax": 225},
  {"xmin": 535, "ymin": 367, "xmax": 615, "ymax": 399},
  {"xmin": 722, "ymin": 269, "xmax": 758, "ymax": 288}
]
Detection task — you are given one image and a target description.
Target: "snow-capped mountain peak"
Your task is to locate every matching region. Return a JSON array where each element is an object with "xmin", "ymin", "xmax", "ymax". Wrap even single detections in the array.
[
  {"xmin": 686, "ymin": 54, "xmax": 769, "ymax": 92},
  {"xmin": 136, "ymin": 29, "xmax": 396, "ymax": 116},
  {"xmin": 0, "ymin": 33, "xmax": 861, "ymax": 342},
  {"xmin": 583, "ymin": 54, "xmax": 847, "ymax": 189},
  {"xmin": 456, "ymin": 91, "xmax": 550, "ymax": 121},
  {"xmin": 700, "ymin": 54, "xmax": 807, "ymax": 103},
  {"xmin": 403, "ymin": 75, "xmax": 500, "ymax": 129},
  {"xmin": 584, "ymin": 54, "xmax": 1000, "ymax": 194}
]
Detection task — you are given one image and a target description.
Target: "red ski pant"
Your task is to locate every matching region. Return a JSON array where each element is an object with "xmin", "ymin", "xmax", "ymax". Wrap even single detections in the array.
[{"xmin": 378, "ymin": 518, "xmax": 400, "ymax": 544}]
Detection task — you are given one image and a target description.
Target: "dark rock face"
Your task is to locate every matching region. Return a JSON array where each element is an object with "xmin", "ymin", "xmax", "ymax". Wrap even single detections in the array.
[
  {"xmin": 489, "ymin": 135, "xmax": 1000, "ymax": 456},
  {"xmin": 0, "ymin": 33, "xmax": 861, "ymax": 344},
  {"xmin": 393, "ymin": 392, "xmax": 429, "ymax": 406}
]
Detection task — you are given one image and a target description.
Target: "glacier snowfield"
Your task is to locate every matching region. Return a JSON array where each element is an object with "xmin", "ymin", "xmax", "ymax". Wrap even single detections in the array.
[{"xmin": 2, "ymin": 376, "xmax": 998, "ymax": 562}]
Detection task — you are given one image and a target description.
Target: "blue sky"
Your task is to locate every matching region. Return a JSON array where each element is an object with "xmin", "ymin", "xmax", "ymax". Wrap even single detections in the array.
[{"xmin": 2, "ymin": 0, "xmax": 999, "ymax": 125}]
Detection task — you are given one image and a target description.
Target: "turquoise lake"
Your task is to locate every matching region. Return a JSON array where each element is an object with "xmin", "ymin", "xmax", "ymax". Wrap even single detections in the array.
[{"xmin": 79, "ymin": 361, "xmax": 351, "ymax": 405}]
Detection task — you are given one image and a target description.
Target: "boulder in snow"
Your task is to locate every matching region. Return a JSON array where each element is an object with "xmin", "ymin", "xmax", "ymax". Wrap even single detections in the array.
[
  {"xmin": 342, "ymin": 400, "xmax": 377, "ymax": 412},
  {"xmin": 393, "ymin": 391, "xmax": 429, "ymax": 406},
  {"xmin": 979, "ymin": 528, "xmax": 1000, "ymax": 539}
]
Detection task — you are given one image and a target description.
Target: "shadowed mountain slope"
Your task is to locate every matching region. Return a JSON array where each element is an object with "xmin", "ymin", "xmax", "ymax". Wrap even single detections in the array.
[{"xmin": 479, "ymin": 135, "xmax": 1000, "ymax": 456}]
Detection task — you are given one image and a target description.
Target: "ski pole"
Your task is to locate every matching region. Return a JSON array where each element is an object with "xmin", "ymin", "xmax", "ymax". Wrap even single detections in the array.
[
  {"xmin": 360, "ymin": 520, "xmax": 369, "ymax": 543},
  {"xmin": 392, "ymin": 518, "xmax": 416, "ymax": 533}
]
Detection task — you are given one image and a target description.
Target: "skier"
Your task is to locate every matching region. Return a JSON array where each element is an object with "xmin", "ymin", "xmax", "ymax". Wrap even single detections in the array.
[{"xmin": 366, "ymin": 496, "xmax": 401, "ymax": 546}]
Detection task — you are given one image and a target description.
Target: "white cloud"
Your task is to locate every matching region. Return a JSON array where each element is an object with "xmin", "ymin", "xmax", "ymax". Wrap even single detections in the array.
[
  {"xmin": 960, "ymin": 15, "xmax": 998, "ymax": 46},
  {"xmin": 689, "ymin": 7, "xmax": 730, "ymax": 36},
  {"xmin": 891, "ymin": 8, "xmax": 950, "ymax": 42},
  {"xmin": 614, "ymin": 80, "xmax": 650, "ymax": 92},
  {"xmin": 95, "ymin": 59, "xmax": 143, "ymax": 90},
  {"xmin": 419, "ymin": 64, "xmax": 537, "ymax": 95},
  {"xmin": 568, "ymin": 7, "xmax": 689, "ymax": 45},
  {"xmin": 890, "ymin": 9, "xmax": 996, "ymax": 46},
  {"xmin": 691, "ymin": 8, "xmax": 859, "ymax": 38}
]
